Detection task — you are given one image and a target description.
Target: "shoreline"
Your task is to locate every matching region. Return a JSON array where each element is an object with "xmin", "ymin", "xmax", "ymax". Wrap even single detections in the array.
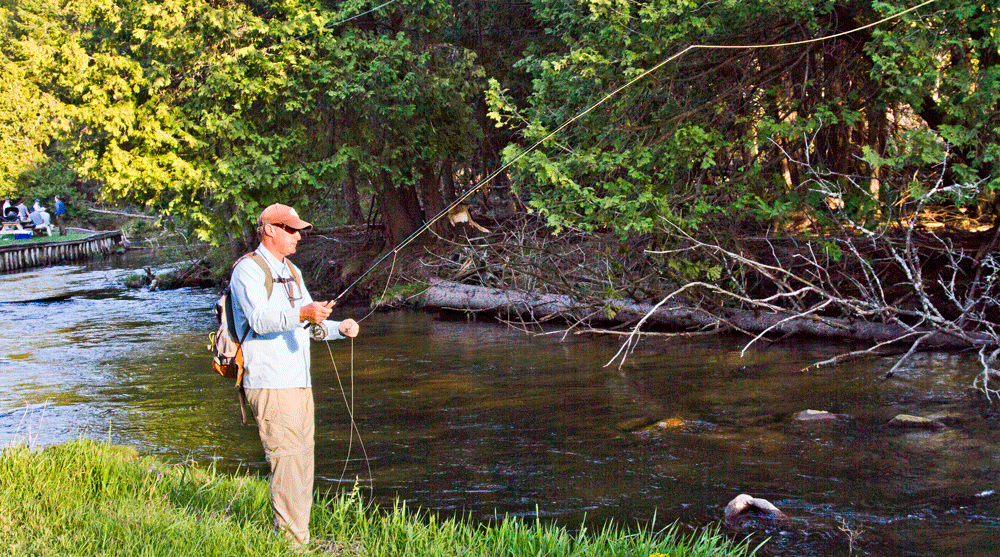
[{"xmin": 1, "ymin": 438, "xmax": 754, "ymax": 557}]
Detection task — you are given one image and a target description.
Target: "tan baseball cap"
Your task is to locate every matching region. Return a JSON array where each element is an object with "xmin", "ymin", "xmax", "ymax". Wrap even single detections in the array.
[{"xmin": 258, "ymin": 203, "xmax": 312, "ymax": 230}]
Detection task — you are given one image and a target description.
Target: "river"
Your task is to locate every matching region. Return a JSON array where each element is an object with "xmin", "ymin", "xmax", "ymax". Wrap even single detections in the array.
[{"xmin": 1, "ymin": 254, "xmax": 997, "ymax": 556}]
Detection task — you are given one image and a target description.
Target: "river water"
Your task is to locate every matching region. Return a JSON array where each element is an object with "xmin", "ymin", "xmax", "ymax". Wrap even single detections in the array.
[{"xmin": 1, "ymin": 255, "xmax": 997, "ymax": 556}]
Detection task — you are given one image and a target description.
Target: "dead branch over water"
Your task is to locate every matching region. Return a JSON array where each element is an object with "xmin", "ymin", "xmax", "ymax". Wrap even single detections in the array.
[{"xmin": 405, "ymin": 202, "xmax": 1000, "ymax": 401}]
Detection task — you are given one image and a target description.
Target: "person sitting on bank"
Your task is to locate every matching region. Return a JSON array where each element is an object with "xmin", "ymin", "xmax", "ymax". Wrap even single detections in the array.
[
  {"xmin": 2, "ymin": 199, "xmax": 16, "ymax": 222},
  {"xmin": 15, "ymin": 201, "xmax": 30, "ymax": 222},
  {"xmin": 29, "ymin": 205, "xmax": 51, "ymax": 231}
]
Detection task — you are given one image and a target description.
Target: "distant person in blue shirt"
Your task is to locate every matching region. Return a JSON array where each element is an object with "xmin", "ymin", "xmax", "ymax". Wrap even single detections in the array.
[
  {"xmin": 53, "ymin": 196, "xmax": 66, "ymax": 235},
  {"xmin": 15, "ymin": 201, "xmax": 29, "ymax": 222}
]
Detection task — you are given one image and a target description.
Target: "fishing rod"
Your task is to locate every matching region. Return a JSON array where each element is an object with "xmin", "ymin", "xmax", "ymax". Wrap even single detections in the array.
[{"xmin": 326, "ymin": 0, "xmax": 939, "ymax": 308}]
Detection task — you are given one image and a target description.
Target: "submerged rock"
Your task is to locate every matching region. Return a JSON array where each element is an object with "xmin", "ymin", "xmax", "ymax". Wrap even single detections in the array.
[
  {"xmin": 723, "ymin": 493, "xmax": 788, "ymax": 528},
  {"xmin": 645, "ymin": 417, "xmax": 686, "ymax": 430},
  {"xmin": 794, "ymin": 409, "xmax": 850, "ymax": 421},
  {"xmin": 615, "ymin": 416, "xmax": 661, "ymax": 432},
  {"xmin": 887, "ymin": 414, "xmax": 946, "ymax": 430},
  {"xmin": 927, "ymin": 411, "xmax": 980, "ymax": 428},
  {"xmin": 617, "ymin": 416, "xmax": 687, "ymax": 432}
]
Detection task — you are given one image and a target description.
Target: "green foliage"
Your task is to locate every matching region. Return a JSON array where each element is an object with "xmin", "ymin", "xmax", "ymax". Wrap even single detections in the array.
[
  {"xmin": 668, "ymin": 257, "xmax": 723, "ymax": 283},
  {"xmin": 488, "ymin": 0, "xmax": 999, "ymax": 237},
  {"xmin": 3, "ymin": 0, "xmax": 998, "ymax": 246},
  {"xmin": 0, "ymin": 0, "xmax": 73, "ymax": 198},
  {"xmin": 869, "ymin": 0, "xmax": 1000, "ymax": 197},
  {"xmin": 12, "ymin": 154, "xmax": 83, "ymax": 217},
  {"xmin": 488, "ymin": 1, "xmax": 793, "ymax": 234}
]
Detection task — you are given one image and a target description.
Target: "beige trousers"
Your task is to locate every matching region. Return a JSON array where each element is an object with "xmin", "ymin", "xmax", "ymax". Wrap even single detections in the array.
[{"xmin": 244, "ymin": 387, "xmax": 315, "ymax": 545}]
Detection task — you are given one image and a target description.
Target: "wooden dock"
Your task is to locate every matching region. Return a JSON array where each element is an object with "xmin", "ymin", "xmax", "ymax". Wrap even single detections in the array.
[{"xmin": 0, "ymin": 231, "xmax": 124, "ymax": 272}]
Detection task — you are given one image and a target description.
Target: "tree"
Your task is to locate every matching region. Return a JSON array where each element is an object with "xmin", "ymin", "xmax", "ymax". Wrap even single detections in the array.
[
  {"xmin": 0, "ymin": 38, "xmax": 67, "ymax": 196},
  {"xmin": 487, "ymin": 0, "xmax": 998, "ymax": 236},
  {"xmin": 0, "ymin": 0, "xmax": 92, "ymax": 197},
  {"xmin": 322, "ymin": 0, "xmax": 485, "ymax": 246},
  {"xmin": 1, "ymin": 0, "xmax": 490, "ymax": 245},
  {"xmin": 0, "ymin": 0, "xmax": 241, "ymax": 232},
  {"xmin": 868, "ymin": 0, "xmax": 1000, "ymax": 203}
]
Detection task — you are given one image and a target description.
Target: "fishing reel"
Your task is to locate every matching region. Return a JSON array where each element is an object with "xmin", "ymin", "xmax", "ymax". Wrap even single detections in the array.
[{"xmin": 308, "ymin": 322, "xmax": 329, "ymax": 341}]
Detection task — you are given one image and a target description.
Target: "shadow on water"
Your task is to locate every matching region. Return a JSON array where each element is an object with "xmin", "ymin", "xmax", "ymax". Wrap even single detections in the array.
[{"xmin": 0, "ymin": 255, "xmax": 997, "ymax": 557}]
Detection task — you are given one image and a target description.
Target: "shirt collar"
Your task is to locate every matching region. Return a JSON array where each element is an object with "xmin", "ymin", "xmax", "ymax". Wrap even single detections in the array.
[{"xmin": 255, "ymin": 243, "xmax": 293, "ymax": 278}]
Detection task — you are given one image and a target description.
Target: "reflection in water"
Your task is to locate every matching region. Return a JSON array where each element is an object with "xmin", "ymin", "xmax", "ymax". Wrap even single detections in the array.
[{"xmin": 1, "ymin": 257, "xmax": 997, "ymax": 557}]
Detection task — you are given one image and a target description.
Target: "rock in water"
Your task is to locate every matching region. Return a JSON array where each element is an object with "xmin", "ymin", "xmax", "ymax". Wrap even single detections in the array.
[
  {"xmin": 794, "ymin": 409, "xmax": 847, "ymax": 421},
  {"xmin": 887, "ymin": 414, "xmax": 946, "ymax": 430},
  {"xmin": 724, "ymin": 493, "xmax": 787, "ymax": 526}
]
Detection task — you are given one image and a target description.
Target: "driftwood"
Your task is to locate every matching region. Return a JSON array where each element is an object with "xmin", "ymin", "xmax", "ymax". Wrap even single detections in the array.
[
  {"xmin": 87, "ymin": 207, "xmax": 158, "ymax": 219},
  {"xmin": 311, "ymin": 223, "xmax": 384, "ymax": 235},
  {"xmin": 419, "ymin": 279, "xmax": 990, "ymax": 349}
]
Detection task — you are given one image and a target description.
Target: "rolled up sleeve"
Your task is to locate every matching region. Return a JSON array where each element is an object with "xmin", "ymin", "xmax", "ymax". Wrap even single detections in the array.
[{"xmin": 318, "ymin": 320, "xmax": 345, "ymax": 341}]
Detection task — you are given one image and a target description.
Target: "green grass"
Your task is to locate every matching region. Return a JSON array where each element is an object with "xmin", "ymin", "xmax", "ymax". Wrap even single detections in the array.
[
  {"xmin": 0, "ymin": 231, "xmax": 92, "ymax": 245},
  {"xmin": 0, "ymin": 439, "xmax": 758, "ymax": 557}
]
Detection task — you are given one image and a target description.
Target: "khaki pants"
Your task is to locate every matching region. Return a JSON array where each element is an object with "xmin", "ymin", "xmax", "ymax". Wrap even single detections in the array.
[{"xmin": 244, "ymin": 387, "xmax": 315, "ymax": 545}]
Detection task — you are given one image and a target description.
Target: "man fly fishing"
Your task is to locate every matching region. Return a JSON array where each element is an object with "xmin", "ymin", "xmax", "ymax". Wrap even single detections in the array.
[{"xmin": 229, "ymin": 203, "xmax": 360, "ymax": 546}]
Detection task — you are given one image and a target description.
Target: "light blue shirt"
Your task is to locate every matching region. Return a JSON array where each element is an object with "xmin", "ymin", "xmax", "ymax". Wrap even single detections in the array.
[{"xmin": 230, "ymin": 244, "xmax": 343, "ymax": 389}]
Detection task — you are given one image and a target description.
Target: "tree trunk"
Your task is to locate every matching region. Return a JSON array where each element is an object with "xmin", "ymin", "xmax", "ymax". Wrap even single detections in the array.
[
  {"xmin": 418, "ymin": 161, "xmax": 450, "ymax": 237},
  {"xmin": 375, "ymin": 171, "xmax": 424, "ymax": 246},
  {"xmin": 442, "ymin": 159, "xmax": 457, "ymax": 201},
  {"xmin": 344, "ymin": 164, "xmax": 365, "ymax": 224}
]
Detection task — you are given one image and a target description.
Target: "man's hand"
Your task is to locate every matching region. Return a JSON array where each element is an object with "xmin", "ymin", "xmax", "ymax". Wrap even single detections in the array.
[
  {"xmin": 338, "ymin": 318, "xmax": 360, "ymax": 338},
  {"xmin": 300, "ymin": 301, "xmax": 333, "ymax": 324}
]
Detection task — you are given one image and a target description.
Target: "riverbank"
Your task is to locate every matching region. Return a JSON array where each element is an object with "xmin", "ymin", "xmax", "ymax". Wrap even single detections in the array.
[
  {"xmin": 1, "ymin": 439, "xmax": 755, "ymax": 557},
  {"xmin": 0, "ymin": 229, "xmax": 127, "ymax": 273},
  {"xmin": 0, "ymin": 230, "xmax": 91, "ymax": 245}
]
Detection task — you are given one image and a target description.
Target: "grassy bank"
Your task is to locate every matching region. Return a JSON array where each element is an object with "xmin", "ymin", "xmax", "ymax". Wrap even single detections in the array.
[
  {"xmin": 0, "ymin": 231, "xmax": 91, "ymax": 245},
  {"xmin": 0, "ymin": 439, "xmax": 757, "ymax": 557}
]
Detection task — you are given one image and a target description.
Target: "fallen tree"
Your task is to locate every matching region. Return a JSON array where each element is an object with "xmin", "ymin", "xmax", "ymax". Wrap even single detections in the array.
[{"xmin": 419, "ymin": 278, "xmax": 993, "ymax": 352}]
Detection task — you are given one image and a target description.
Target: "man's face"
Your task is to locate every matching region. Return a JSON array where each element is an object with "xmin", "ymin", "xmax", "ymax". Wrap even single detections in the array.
[{"xmin": 266, "ymin": 222, "xmax": 301, "ymax": 258}]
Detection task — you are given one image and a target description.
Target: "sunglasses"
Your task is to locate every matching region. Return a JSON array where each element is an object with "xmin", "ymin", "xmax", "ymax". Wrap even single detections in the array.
[{"xmin": 271, "ymin": 223, "xmax": 302, "ymax": 235}]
